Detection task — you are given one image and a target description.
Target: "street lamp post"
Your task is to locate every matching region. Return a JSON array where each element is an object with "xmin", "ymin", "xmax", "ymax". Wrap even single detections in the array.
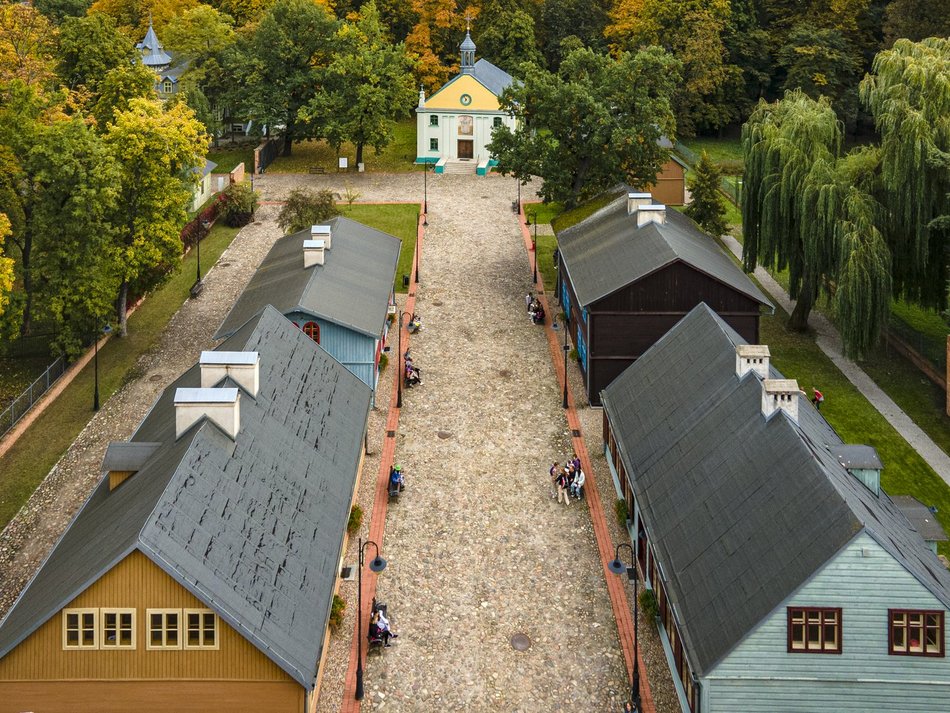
[
  {"xmin": 396, "ymin": 310, "xmax": 411, "ymax": 408},
  {"xmin": 562, "ymin": 328, "xmax": 570, "ymax": 409},
  {"xmin": 531, "ymin": 211, "xmax": 538, "ymax": 285},
  {"xmin": 517, "ymin": 177, "xmax": 521, "ymax": 214},
  {"xmin": 93, "ymin": 321, "xmax": 113, "ymax": 412},
  {"xmin": 355, "ymin": 538, "xmax": 387, "ymax": 701},
  {"xmin": 609, "ymin": 543, "xmax": 641, "ymax": 711}
]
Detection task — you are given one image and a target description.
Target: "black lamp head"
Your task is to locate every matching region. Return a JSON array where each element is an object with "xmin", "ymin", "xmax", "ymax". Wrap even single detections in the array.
[
  {"xmin": 608, "ymin": 558, "xmax": 625, "ymax": 576},
  {"xmin": 369, "ymin": 555, "xmax": 387, "ymax": 573}
]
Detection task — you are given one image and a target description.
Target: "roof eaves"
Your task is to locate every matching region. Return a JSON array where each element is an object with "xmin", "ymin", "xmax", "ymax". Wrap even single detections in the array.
[{"xmin": 863, "ymin": 528, "xmax": 950, "ymax": 611}]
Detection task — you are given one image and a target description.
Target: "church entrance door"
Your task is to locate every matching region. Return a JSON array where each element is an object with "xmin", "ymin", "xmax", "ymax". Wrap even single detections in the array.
[{"xmin": 457, "ymin": 140, "xmax": 474, "ymax": 160}]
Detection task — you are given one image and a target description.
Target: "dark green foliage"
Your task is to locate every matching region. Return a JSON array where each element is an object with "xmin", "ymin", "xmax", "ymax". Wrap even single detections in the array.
[
  {"xmin": 220, "ymin": 182, "xmax": 259, "ymax": 228},
  {"xmin": 489, "ymin": 46, "xmax": 680, "ymax": 207},
  {"xmin": 685, "ymin": 152, "xmax": 728, "ymax": 237},
  {"xmin": 615, "ymin": 498, "xmax": 629, "ymax": 528},
  {"xmin": 329, "ymin": 594, "xmax": 346, "ymax": 633},
  {"xmin": 639, "ymin": 588, "xmax": 659, "ymax": 619},
  {"xmin": 537, "ymin": 0, "xmax": 610, "ymax": 69},
  {"xmin": 477, "ymin": 0, "xmax": 543, "ymax": 74},
  {"xmin": 347, "ymin": 504, "xmax": 363, "ymax": 535},
  {"xmin": 56, "ymin": 14, "xmax": 137, "ymax": 97},
  {"xmin": 277, "ymin": 189, "xmax": 340, "ymax": 234},
  {"xmin": 883, "ymin": 0, "xmax": 950, "ymax": 46},
  {"xmin": 33, "ymin": 0, "xmax": 91, "ymax": 24}
]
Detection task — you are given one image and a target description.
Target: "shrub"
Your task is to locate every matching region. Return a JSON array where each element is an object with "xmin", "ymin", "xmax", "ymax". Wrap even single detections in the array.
[
  {"xmin": 277, "ymin": 188, "xmax": 340, "ymax": 234},
  {"xmin": 329, "ymin": 594, "xmax": 346, "ymax": 633},
  {"xmin": 639, "ymin": 588, "xmax": 659, "ymax": 619},
  {"xmin": 569, "ymin": 347, "xmax": 578, "ymax": 361},
  {"xmin": 220, "ymin": 181, "xmax": 259, "ymax": 227},
  {"xmin": 615, "ymin": 498, "xmax": 629, "ymax": 528},
  {"xmin": 347, "ymin": 504, "xmax": 363, "ymax": 535},
  {"xmin": 685, "ymin": 151, "xmax": 727, "ymax": 237},
  {"xmin": 378, "ymin": 353, "xmax": 388, "ymax": 371}
]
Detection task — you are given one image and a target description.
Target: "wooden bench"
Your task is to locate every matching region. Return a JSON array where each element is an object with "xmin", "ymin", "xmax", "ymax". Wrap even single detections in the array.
[{"xmin": 308, "ymin": 165, "xmax": 327, "ymax": 175}]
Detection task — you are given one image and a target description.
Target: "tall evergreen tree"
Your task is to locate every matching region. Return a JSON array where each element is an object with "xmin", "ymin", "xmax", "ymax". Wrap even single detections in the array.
[{"xmin": 685, "ymin": 152, "xmax": 727, "ymax": 237}]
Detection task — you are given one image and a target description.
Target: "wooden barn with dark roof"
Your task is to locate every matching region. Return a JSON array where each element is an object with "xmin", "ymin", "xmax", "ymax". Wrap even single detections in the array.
[{"xmin": 555, "ymin": 191, "xmax": 771, "ymax": 406}]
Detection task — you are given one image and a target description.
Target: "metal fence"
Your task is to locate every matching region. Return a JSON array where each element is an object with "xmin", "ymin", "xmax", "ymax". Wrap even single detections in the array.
[
  {"xmin": 0, "ymin": 357, "xmax": 65, "ymax": 438},
  {"xmin": 886, "ymin": 314, "xmax": 947, "ymax": 374},
  {"xmin": 254, "ymin": 137, "xmax": 281, "ymax": 174}
]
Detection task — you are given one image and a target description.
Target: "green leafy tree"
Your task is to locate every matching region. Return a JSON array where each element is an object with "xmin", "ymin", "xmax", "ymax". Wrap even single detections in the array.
[
  {"xmin": 277, "ymin": 188, "xmax": 340, "ymax": 234},
  {"xmin": 56, "ymin": 13, "xmax": 137, "ymax": 98},
  {"xmin": 776, "ymin": 25, "xmax": 862, "ymax": 128},
  {"xmin": 538, "ymin": 0, "xmax": 610, "ymax": 69},
  {"xmin": 477, "ymin": 0, "xmax": 543, "ymax": 74},
  {"xmin": 489, "ymin": 46, "xmax": 680, "ymax": 206},
  {"xmin": 685, "ymin": 152, "xmax": 727, "ymax": 237},
  {"xmin": 92, "ymin": 62, "xmax": 157, "ymax": 130},
  {"xmin": 27, "ymin": 118, "xmax": 120, "ymax": 356},
  {"xmin": 103, "ymin": 98, "xmax": 207, "ymax": 335},
  {"xmin": 231, "ymin": 0, "xmax": 339, "ymax": 156},
  {"xmin": 883, "ymin": 0, "xmax": 950, "ymax": 46},
  {"xmin": 742, "ymin": 89, "xmax": 891, "ymax": 355},
  {"xmin": 300, "ymin": 1, "xmax": 416, "ymax": 166},
  {"xmin": 860, "ymin": 37, "xmax": 950, "ymax": 309},
  {"xmin": 34, "ymin": 0, "xmax": 93, "ymax": 25}
]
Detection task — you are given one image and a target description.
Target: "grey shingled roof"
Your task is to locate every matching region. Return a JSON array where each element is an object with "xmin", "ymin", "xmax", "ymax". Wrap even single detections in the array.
[
  {"xmin": 215, "ymin": 216, "xmax": 400, "ymax": 340},
  {"xmin": 892, "ymin": 496, "xmax": 949, "ymax": 543},
  {"xmin": 137, "ymin": 22, "xmax": 172, "ymax": 67},
  {"xmin": 601, "ymin": 304, "xmax": 950, "ymax": 676},
  {"xmin": 0, "ymin": 307, "xmax": 372, "ymax": 688},
  {"xmin": 557, "ymin": 194, "xmax": 770, "ymax": 309}
]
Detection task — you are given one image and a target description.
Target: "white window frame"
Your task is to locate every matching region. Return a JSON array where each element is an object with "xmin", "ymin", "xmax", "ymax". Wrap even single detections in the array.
[
  {"xmin": 184, "ymin": 608, "xmax": 220, "ymax": 650},
  {"xmin": 63, "ymin": 608, "xmax": 99, "ymax": 650},
  {"xmin": 162, "ymin": 80, "xmax": 173, "ymax": 94},
  {"xmin": 101, "ymin": 608, "xmax": 136, "ymax": 649},
  {"xmin": 146, "ymin": 609, "xmax": 182, "ymax": 650}
]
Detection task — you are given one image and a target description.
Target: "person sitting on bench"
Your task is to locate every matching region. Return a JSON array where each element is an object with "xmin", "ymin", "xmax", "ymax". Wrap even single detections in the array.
[
  {"xmin": 406, "ymin": 363, "xmax": 422, "ymax": 386},
  {"xmin": 570, "ymin": 467, "xmax": 585, "ymax": 499},
  {"xmin": 371, "ymin": 610, "xmax": 398, "ymax": 647}
]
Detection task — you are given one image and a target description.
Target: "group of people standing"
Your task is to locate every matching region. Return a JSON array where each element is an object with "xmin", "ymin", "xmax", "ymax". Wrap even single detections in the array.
[
  {"xmin": 525, "ymin": 292, "xmax": 545, "ymax": 325},
  {"xmin": 549, "ymin": 455, "xmax": 586, "ymax": 504}
]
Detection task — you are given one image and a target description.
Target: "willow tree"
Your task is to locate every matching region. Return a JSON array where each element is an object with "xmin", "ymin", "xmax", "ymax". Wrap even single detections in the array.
[
  {"xmin": 742, "ymin": 90, "xmax": 891, "ymax": 355},
  {"xmin": 860, "ymin": 37, "xmax": 950, "ymax": 310}
]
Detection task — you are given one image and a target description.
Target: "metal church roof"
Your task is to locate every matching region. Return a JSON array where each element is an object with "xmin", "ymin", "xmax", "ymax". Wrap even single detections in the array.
[{"xmin": 0, "ymin": 307, "xmax": 372, "ymax": 689}]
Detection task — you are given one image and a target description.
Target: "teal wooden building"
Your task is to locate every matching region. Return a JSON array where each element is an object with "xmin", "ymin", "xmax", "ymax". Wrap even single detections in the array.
[
  {"xmin": 215, "ymin": 218, "xmax": 400, "ymax": 404},
  {"xmin": 602, "ymin": 304, "xmax": 950, "ymax": 712}
]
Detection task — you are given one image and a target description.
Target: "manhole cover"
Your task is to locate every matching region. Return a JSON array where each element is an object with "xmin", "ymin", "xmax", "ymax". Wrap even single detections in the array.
[
  {"xmin": 511, "ymin": 633, "xmax": 531, "ymax": 651},
  {"xmin": 499, "ymin": 369, "xmax": 511, "ymax": 379},
  {"xmin": 432, "ymin": 300, "xmax": 443, "ymax": 307},
  {"xmin": 148, "ymin": 374, "xmax": 163, "ymax": 383},
  {"xmin": 437, "ymin": 431, "xmax": 453, "ymax": 439}
]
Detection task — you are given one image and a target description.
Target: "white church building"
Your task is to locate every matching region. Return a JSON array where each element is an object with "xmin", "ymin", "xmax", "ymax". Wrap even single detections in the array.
[{"xmin": 415, "ymin": 31, "xmax": 517, "ymax": 174}]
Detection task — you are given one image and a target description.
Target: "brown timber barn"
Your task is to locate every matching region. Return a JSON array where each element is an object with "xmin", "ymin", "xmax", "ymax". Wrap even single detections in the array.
[{"xmin": 555, "ymin": 192, "xmax": 771, "ymax": 406}]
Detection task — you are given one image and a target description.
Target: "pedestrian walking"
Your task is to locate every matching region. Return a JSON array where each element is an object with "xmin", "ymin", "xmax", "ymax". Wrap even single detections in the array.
[
  {"xmin": 548, "ymin": 461, "xmax": 559, "ymax": 499},
  {"xmin": 812, "ymin": 387, "xmax": 824, "ymax": 410}
]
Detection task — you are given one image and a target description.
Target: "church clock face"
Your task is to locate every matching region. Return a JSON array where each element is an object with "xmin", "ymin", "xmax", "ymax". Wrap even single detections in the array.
[{"xmin": 460, "ymin": 93, "xmax": 472, "ymax": 106}]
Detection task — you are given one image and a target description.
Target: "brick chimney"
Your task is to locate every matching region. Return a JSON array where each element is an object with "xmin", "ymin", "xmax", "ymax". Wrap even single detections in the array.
[
  {"xmin": 311, "ymin": 224, "xmax": 331, "ymax": 250},
  {"xmin": 627, "ymin": 192, "xmax": 652, "ymax": 215},
  {"xmin": 303, "ymin": 239, "xmax": 326, "ymax": 268},
  {"xmin": 175, "ymin": 387, "xmax": 240, "ymax": 440},
  {"xmin": 636, "ymin": 205, "xmax": 667, "ymax": 228},
  {"xmin": 200, "ymin": 351, "xmax": 259, "ymax": 398},
  {"xmin": 736, "ymin": 344, "xmax": 770, "ymax": 380},
  {"xmin": 761, "ymin": 379, "xmax": 799, "ymax": 422}
]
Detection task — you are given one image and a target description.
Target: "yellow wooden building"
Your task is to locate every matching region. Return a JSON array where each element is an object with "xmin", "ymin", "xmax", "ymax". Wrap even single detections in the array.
[
  {"xmin": 0, "ymin": 307, "xmax": 371, "ymax": 713},
  {"xmin": 416, "ymin": 31, "xmax": 516, "ymax": 173}
]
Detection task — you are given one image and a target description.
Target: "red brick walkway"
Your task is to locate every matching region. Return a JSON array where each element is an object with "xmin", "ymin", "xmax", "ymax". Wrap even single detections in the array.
[
  {"xmin": 520, "ymin": 204, "xmax": 655, "ymax": 713},
  {"xmin": 339, "ymin": 209, "xmax": 424, "ymax": 713}
]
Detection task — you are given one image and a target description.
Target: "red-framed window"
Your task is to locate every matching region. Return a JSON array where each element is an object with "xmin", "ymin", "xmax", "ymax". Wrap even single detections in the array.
[
  {"xmin": 787, "ymin": 607, "xmax": 842, "ymax": 653},
  {"xmin": 302, "ymin": 321, "xmax": 320, "ymax": 343},
  {"xmin": 889, "ymin": 610, "xmax": 944, "ymax": 657}
]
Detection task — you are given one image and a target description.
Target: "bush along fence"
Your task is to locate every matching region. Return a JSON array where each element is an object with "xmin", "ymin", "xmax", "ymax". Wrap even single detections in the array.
[{"xmin": 0, "ymin": 357, "xmax": 65, "ymax": 438}]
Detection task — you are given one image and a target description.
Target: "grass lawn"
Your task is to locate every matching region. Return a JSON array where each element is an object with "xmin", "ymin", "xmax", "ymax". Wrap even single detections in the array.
[
  {"xmin": 0, "ymin": 222, "xmax": 241, "ymax": 529},
  {"xmin": 536, "ymin": 234, "xmax": 558, "ymax": 294},
  {"xmin": 680, "ymin": 136, "xmax": 744, "ymax": 174},
  {"xmin": 761, "ymin": 307, "xmax": 950, "ymax": 557},
  {"xmin": 268, "ymin": 119, "xmax": 417, "ymax": 174},
  {"xmin": 0, "ymin": 355, "xmax": 54, "ymax": 411},
  {"xmin": 339, "ymin": 203, "xmax": 419, "ymax": 293},
  {"xmin": 208, "ymin": 145, "xmax": 255, "ymax": 174}
]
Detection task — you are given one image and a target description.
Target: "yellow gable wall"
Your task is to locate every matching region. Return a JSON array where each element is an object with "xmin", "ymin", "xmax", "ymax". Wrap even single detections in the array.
[
  {"xmin": 0, "ymin": 550, "xmax": 296, "ymax": 683},
  {"xmin": 425, "ymin": 74, "xmax": 500, "ymax": 112}
]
